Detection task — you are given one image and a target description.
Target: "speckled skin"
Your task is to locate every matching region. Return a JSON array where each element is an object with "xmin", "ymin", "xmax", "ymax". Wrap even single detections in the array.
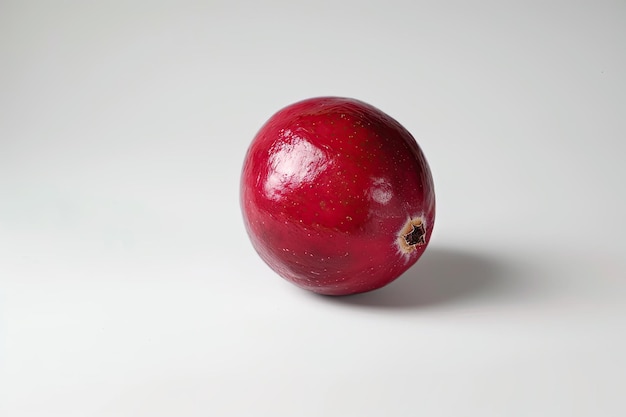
[{"xmin": 241, "ymin": 97, "xmax": 435, "ymax": 295}]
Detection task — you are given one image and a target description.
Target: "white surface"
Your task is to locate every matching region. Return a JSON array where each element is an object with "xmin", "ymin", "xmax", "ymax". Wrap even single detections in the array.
[{"xmin": 1, "ymin": 1, "xmax": 625, "ymax": 416}]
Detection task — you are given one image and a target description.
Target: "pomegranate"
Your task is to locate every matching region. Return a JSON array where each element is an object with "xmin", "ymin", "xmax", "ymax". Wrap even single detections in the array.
[{"xmin": 240, "ymin": 97, "xmax": 435, "ymax": 295}]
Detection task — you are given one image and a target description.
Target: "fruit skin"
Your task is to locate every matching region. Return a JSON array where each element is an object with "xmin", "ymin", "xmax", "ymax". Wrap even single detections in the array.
[{"xmin": 240, "ymin": 97, "xmax": 435, "ymax": 296}]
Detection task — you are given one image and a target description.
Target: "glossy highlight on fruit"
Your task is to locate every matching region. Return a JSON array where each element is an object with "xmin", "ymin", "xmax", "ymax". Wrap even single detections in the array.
[{"xmin": 240, "ymin": 97, "xmax": 435, "ymax": 295}]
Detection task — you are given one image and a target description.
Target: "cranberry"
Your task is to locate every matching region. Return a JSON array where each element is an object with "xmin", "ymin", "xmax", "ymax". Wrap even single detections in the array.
[{"xmin": 240, "ymin": 97, "xmax": 435, "ymax": 295}]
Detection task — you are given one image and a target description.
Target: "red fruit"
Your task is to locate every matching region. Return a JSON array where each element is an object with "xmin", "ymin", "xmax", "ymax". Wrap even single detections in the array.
[{"xmin": 240, "ymin": 97, "xmax": 435, "ymax": 296}]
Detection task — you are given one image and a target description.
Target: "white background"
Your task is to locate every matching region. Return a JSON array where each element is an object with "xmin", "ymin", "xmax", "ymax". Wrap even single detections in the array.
[{"xmin": 1, "ymin": 1, "xmax": 625, "ymax": 416}]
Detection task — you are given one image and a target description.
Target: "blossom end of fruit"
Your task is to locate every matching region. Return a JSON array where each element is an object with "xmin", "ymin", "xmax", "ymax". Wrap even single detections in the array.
[{"xmin": 397, "ymin": 217, "xmax": 426, "ymax": 255}]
